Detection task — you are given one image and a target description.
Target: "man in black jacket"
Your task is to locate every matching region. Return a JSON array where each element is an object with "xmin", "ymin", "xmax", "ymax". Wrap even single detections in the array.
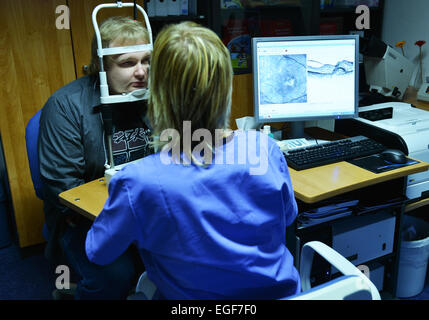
[{"xmin": 38, "ymin": 16, "xmax": 152, "ymax": 300}]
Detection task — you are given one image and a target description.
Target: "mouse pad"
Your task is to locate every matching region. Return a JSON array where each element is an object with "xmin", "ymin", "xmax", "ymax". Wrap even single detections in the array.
[{"xmin": 347, "ymin": 154, "xmax": 419, "ymax": 174}]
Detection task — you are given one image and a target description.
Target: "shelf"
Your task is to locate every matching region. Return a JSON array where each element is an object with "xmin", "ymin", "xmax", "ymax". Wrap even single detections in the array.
[
  {"xmin": 321, "ymin": 5, "xmax": 381, "ymax": 14},
  {"xmin": 221, "ymin": 4, "xmax": 302, "ymax": 13},
  {"xmin": 148, "ymin": 15, "xmax": 206, "ymax": 22},
  {"xmin": 220, "ymin": 5, "xmax": 305, "ymax": 18},
  {"xmin": 405, "ymin": 198, "xmax": 429, "ymax": 213}
]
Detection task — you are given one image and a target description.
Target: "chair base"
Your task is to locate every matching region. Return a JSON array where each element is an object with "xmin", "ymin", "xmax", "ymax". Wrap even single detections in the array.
[{"xmin": 52, "ymin": 283, "xmax": 77, "ymax": 300}]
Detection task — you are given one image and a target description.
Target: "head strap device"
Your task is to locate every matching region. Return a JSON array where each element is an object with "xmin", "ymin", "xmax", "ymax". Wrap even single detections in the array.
[{"xmin": 92, "ymin": 2, "xmax": 153, "ymax": 104}]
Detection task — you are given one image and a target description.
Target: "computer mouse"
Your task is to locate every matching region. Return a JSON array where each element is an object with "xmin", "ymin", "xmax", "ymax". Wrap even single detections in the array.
[{"xmin": 380, "ymin": 149, "xmax": 407, "ymax": 164}]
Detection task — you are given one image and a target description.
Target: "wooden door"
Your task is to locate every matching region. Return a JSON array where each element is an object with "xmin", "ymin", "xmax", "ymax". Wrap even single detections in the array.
[{"xmin": 0, "ymin": 0, "xmax": 76, "ymax": 247}]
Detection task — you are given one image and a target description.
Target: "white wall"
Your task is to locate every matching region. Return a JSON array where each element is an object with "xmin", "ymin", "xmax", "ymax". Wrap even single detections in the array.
[
  {"xmin": 382, "ymin": 0, "xmax": 429, "ymax": 87},
  {"xmin": 308, "ymin": 1, "xmax": 429, "ymax": 132}
]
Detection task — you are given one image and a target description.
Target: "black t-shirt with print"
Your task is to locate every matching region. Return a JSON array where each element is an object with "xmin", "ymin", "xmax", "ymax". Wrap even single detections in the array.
[{"xmin": 111, "ymin": 101, "xmax": 152, "ymax": 166}]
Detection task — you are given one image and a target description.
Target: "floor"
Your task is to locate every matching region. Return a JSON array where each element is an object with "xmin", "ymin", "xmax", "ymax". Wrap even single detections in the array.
[
  {"xmin": 0, "ymin": 241, "xmax": 56, "ymax": 299},
  {"xmin": 0, "ymin": 239, "xmax": 428, "ymax": 300}
]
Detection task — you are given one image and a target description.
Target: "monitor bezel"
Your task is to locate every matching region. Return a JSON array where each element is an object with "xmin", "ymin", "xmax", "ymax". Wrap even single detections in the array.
[{"xmin": 252, "ymin": 34, "xmax": 359, "ymax": 124}]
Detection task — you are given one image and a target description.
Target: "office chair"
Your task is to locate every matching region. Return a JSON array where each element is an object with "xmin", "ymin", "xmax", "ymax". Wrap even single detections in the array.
[
  {"xmin": 131, "ymin": 241, "xmax": 381, "ymax": 300},
  {"xmin": 26, "ymin": 109, "xmax": 78, "ymax": 300},
  {"xmin": 287, "ymin": 241, "xmax": 380, "ymax": 299},
  {"xmin": 25, "ymin": 109, "xmax": 49, "ymax": 240}
]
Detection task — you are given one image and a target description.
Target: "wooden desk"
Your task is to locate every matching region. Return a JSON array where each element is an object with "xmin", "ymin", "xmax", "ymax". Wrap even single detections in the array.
[
  {"xmin": 59, "ymin": 178, "xmax": 107, "ymax": 221},
  {"xmin": 59, "ymin": 158, "xmax": 429, "ymax": 219},
  {"xmin": 290, "ymin": 158, "xmax": 429, "ymax": 204}
]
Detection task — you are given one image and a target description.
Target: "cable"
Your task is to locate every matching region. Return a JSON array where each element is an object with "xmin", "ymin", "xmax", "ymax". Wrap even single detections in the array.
[{"xmin": 101, "ymin": 104, "xmax": 115, "ymax": 168}]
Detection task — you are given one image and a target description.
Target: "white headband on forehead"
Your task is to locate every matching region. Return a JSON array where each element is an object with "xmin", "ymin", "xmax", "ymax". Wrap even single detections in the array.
[{"xmin": 98, "ymin": 44, "xmax": 153, "ymax": 57}]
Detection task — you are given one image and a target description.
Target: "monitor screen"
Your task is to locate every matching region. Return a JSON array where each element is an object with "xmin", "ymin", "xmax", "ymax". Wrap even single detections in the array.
[{"xmin": 252, "ymin": 35, "xmax": 359, "ymax": 130}]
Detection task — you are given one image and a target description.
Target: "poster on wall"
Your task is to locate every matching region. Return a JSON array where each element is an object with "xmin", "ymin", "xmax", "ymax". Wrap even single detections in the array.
[{"xmin": 222, "ymin": 17, "xmax": 259, "ymax": 72}]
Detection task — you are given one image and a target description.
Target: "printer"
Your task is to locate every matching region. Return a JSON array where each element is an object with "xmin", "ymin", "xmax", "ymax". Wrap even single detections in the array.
[
  {"xmin": 336, "ymin": 102, "xmax": 429, "ymax": 200},
  {"xmin": 336, "ymin": 36, "xmax": 429, "ymax": 200}
]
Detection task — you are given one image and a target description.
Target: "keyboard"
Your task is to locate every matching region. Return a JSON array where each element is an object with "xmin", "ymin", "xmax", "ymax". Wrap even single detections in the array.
[{"xmin": 284, "ymin": 135, "xmax": 386, "ymax": 170}]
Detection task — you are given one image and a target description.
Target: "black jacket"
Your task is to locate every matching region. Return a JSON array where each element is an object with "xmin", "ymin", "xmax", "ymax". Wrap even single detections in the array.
[{"xmin": 38, "ymin": 75, "xmax": 151, "ymax": 262}]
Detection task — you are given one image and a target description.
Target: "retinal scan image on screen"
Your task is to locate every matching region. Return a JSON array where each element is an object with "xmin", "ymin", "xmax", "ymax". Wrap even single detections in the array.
[
  {"xmin": 259, "ymin": 54, "xmax": 308, "ymax": 104},
  {"xmin": 254, "ymin": 37, "xmax": 357, "ymax": 122},
  {"xmin": 258, "ymin": 53, "xmax": 354, "ymax": 106}
]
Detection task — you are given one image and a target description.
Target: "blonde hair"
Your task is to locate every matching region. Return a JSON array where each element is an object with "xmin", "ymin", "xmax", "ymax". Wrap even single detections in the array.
[
  {"xmin": 148, "ymin": 22, "xmax": 233, "ymax": 164},
  {"xmin": 88, "ymin": 16, "xmax": 149, "ymax": 75}
]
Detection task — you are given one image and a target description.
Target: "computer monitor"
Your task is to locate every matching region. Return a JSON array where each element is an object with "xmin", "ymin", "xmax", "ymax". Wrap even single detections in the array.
[{"xmin": 252, "ymin": 34, "xmax": 359, "ymax": 138}]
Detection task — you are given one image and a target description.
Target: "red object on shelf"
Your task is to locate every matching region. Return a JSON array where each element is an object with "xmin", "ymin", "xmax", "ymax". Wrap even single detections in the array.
[
  {"xmin": 260, "ymin": 19, "xmax": 294, "ymax": 37},
  {"xmin": 320, "ymin": 21, "xmax": 339, "ymax": 35}
]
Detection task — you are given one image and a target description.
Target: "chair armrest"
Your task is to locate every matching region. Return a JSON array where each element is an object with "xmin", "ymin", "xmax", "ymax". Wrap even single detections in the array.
[
  {"xmin": 289, "ymin": 275, "xmax": 373, "ymax": 300},
  {"xmin": 299, "ymin": 241, "xmax": 380, "ymax": 300},
  {"xmin": 135, "ymin": 272, "xmax": 157, "ymax": 300}
]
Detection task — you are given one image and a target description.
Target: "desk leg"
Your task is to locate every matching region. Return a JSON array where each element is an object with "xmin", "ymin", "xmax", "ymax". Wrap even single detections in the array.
[{"xmin": 388, "ymin": 176, "xmax": 408, "ymax": 298}]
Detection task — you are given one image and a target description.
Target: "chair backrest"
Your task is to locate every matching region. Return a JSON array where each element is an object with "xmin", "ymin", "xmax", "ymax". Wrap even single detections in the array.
[
  {"xmin": 132, "ymin": 241, "xmax": 381, "ymax": 300},
  {"xmin": 288, "ymin": 275, "xmax": 373, "ymax": 300},
  {"xmin": 289, "ymin": 241, "xmax": 381, "ymax": 300},
  {"xmin": 25, "ymin": 109, "xmax": 43, "ymax": 200}
]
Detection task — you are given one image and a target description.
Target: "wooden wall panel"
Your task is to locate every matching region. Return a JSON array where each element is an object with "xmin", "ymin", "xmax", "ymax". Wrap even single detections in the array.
[
  {"xmin": 230, "ymin": 74, "xmax": 254, "ymax": 130},
  {"xmin": 0, "ymin": 0, "xmax": 75, "ymax": 247},
  {"xmin": 69, "ymin": 0, "xmax": 145, "ymax": 78}
]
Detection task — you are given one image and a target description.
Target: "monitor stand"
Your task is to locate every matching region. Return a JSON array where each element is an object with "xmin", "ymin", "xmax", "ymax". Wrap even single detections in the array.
[{"xmin": 288, "ymin": 121, "xmax": 307, "ymax": 139}]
